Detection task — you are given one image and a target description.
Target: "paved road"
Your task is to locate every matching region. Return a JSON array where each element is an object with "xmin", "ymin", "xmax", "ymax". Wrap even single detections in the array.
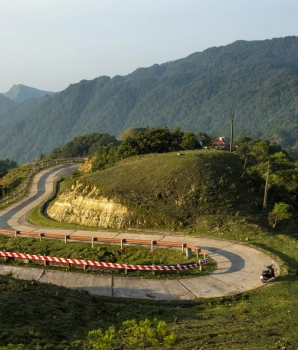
[{"xmin": 0, "ymin": 164, "xmax": 277, "ymax": 300}]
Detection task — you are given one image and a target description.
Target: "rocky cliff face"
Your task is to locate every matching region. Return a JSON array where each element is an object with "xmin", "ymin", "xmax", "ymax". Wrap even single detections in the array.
[{"xmin": 47, "ymin": 182, "xmax": 129, "ymax": 229}]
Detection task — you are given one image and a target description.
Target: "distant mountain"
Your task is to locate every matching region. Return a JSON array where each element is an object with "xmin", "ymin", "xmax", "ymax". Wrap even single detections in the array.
[
  {"xmin": 1, "ymin": 36, "xmax": 298, "ymax": 164},
  {"xmin": 0, "ymin": 95, "xmax": 51, "ymax": 125},
  {"xmin": 0, "ymin": 94, "xmax": 17, "ymax": 116},
  {"xmin": 2, "ymin": 84, "xmax": 55, "ymax": 103}
]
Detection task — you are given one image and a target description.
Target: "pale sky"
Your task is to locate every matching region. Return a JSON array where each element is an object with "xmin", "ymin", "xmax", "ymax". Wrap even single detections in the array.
[{"xmin": 1, "ymin": 0, "xmax": 297, "ymax": 93}]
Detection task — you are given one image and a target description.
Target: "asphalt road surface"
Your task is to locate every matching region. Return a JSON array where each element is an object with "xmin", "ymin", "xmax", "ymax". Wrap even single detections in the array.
[{"xmin": 0, "ymin": 164, "xmax": 277, "ymax": 300}]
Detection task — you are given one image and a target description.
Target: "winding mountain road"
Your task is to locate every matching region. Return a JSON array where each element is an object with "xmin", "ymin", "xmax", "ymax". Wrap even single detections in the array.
[{"xmin": 0, "ymin": 164, "xmax": 277, "ymax": 300}]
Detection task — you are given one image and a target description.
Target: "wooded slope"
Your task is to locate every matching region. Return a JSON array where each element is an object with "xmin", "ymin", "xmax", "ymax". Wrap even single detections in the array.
[{"xmin": 1, "ymin": 36, "xmax": 298, "ymax": 163}]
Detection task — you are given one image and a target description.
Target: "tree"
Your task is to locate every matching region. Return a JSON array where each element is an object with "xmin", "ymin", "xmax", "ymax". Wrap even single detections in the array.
[
  {"xmin": 235, "ymin": 136, "xmax": 253, "ymax": 145},
  {"xmin": 39, "ymin": 153, "xmax": 46, "ymax": 160},
  {"xmin": 48, "ymin": 133, "xmax": 119, "ymax": 159},
  {"xmin": 117, "ymin": 132, "xmax": 146, "ymax": 159},
  {"xmin": 0, "ymin": 158, "xmax": 17, "ymax": 169},
  {"xmin": 270, "ymin": 168, "xmax": 298, "ymax": 192},
  {"xmin": 235, "ymin": 137, "xmax": 254, "ymax": 156},
  {"xmin": 117, "ymin": 126, "xmax": 175, "ymax": 157},
  {"xmin": 180, "ymin": 132, "xmax": 200, "ymax": 150},
  {"xmin": 144, "ymin": 126, "xmax": 173, "ymax": 153},
  {"xmin": 271, "ymin": 151, "xmax": 290, "ymax": 165},
  {"xmin": 171, "ymin": 126, "xmax": 184, "ymax": 151},
  {"xmin": 250, "ymin": 141, "xmax": 269, "ymax": 162},
  {"xmin": 91, "ymin": 146, "xmax": 119, "ymax": 172},
  {"xmin": 268, "ymin": 202, "xmax": 292, "ymax": 228},
  {"xmin": 0, "ymin": 168, "xmax": 8, "ymax": 179}
]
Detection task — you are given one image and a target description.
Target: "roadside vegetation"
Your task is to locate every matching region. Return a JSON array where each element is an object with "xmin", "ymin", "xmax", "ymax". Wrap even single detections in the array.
[
  {"xmin": 49, "ymin": 135, "xmax": 298, "ymax": 233},
  {"xmin": 0, "ymin": 126, "xmax": 202, "ymax": 205},
  {"xmin": 0, "ymin": 162, "xmax": 34, "ymax": 203},
  {"xmin": 1, "ymin": 131, "xmax": 298, "ymax": 349},
  {"xmin": 0, "ymin": 235, "xmax": 216, "ymax": 279},
  {"xmin": 0, "ymin": 159, "xmax": 17, "ymax": 179},
  {"xmin": 0, "ymin": 272, "xmax": 297, "ymax": 349}
]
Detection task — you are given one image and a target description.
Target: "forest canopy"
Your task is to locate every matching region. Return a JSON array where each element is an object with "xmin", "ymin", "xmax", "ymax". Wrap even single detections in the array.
[{"xmin": 0, "ymin": 37, "xmax": 298, "ymax": 163}]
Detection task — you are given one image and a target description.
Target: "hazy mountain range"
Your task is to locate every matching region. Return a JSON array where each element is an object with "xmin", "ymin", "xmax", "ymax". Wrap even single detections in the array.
[
  {"xmin": 0, "ymin": 36, "xmax": 298, "ymax": 164},
  {"xmin": 1, "ymin": 84, "xmax": 55, "ymax": 103}
]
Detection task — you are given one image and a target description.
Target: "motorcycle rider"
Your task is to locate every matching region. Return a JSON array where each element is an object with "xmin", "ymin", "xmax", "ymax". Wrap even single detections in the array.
[{"xmin": 267, "ymin": 264, "xmax": 275, "ymax": 278}]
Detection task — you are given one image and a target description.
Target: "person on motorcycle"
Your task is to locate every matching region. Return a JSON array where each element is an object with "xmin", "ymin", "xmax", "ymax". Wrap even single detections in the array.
[{"xmin": 267, "ymin": 264, "xmax": 275, "ymax": 278}]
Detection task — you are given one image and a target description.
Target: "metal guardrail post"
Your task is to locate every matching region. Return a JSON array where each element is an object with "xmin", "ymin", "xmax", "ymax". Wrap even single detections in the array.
[
  {"xmin": 0, "ymin": 228, "xmax": 209, "ymax": 274},
  {"xmin": 186, "ymin": 248, "xmax": 192, "ymax": 258}
]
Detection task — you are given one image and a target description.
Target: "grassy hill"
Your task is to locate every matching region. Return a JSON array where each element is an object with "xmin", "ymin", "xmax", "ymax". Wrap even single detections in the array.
[{"xmin": 57, "ymin": 150, "xmax": 275, "ymax": 233}]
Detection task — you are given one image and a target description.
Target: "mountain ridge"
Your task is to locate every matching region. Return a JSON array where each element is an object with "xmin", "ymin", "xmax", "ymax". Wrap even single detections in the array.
[
  {"xmin": 1, "ymin": 36, "xmax": 298, "ymax": 163},
  {"xmin": 2, "ymin": 84, "xmax": 55, "ymax": 103}
]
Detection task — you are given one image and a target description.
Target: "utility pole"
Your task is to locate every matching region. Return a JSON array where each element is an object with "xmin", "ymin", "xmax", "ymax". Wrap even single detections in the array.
[
  {"xmin": 263, "ymin": 158, "xmax": 270, "ymax": 209},
  {"xmin": 230, "ymin": 112, "xmax": 234, "ymax": 152}
]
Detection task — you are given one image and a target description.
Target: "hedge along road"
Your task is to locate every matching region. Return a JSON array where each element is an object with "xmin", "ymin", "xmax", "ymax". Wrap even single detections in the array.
[{"xmin": 0, "ymin": 163, "xmax": 277, "ymax": 300}]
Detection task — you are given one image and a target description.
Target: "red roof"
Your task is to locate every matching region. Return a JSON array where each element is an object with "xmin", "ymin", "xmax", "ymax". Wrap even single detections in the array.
[{"xmin": 214, "ymin": 140, "xmax": 226, "ymax": 146}]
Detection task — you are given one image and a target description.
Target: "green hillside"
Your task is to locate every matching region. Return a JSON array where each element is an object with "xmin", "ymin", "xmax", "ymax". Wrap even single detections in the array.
[
  {"xmin": 57, "ymin": 150, "xmax": 295, "ymax": 232},
  {"xmin": 1, "ymin": 36, "xmax": 298, "ymax": 163},
  {"xmin": 1, "ymin": 272, "xmax": 297, "ymax": 349},
  {"xmin": 1, "ymin": 140, "xmax": 298, "ymax": 349},
  {"xmin": 0, "ymin": 94, "xmax": 16, "ymax": 117},
  {"xmin": 0, "ymin": 95, "xmax": 51, "ymax": 126}
]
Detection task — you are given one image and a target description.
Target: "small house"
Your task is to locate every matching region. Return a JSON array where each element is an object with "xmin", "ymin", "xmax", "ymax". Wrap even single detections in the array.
[{"xmin": 213, "ymin": 136, "xmax": 227, "ymax": 149}]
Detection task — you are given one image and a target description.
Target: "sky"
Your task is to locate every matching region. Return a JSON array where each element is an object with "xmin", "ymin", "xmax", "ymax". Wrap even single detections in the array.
[{"xmin": 1, "ymin": 0, "xmax": 297, "ymax": 93}]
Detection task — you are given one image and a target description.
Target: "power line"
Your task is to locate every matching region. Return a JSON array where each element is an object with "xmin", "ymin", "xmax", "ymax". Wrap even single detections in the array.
[{"xmin": 276, "ymin": 186, "xmax": 298, "ymax": 214}]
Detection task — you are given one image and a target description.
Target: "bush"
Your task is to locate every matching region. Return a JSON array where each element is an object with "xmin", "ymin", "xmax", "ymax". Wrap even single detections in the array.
[
  {"xmin": 87, "ymin": 318, "xmax": 176, "ymax": 349},
  {"xmin": 268, "ymin": 202, "xmax": 292, "ymax": 228}
]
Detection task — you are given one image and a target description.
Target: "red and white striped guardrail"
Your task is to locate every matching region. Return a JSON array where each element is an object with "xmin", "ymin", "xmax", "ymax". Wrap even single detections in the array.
[{"xmin": 0, "ymin": 251, "xmax": 209, "ymax": 271}]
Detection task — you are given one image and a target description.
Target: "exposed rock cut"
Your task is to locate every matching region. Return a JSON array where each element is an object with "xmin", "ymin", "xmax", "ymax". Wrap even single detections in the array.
[{"xmin": 47, "ymin": 183, "xmax": 129, "ymax": 229}]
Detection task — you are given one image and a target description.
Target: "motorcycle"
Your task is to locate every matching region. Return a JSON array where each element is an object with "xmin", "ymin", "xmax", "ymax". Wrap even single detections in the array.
[{"xmin": 260, "ymin": 264, "xmax": 275, "ymax": 283}]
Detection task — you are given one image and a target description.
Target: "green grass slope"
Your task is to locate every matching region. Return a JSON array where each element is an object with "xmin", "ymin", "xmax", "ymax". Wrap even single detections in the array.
[
  {"xmin": 1, "ymin": 272, "xmax": 298, "ymax": 349},
  {"xmin": 2, "ymin": 153, "xmax": 298, "ymax": 349},
  {"xmin": 62, "ymin": 150, "xmax": 266, "ymax": 231}
]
